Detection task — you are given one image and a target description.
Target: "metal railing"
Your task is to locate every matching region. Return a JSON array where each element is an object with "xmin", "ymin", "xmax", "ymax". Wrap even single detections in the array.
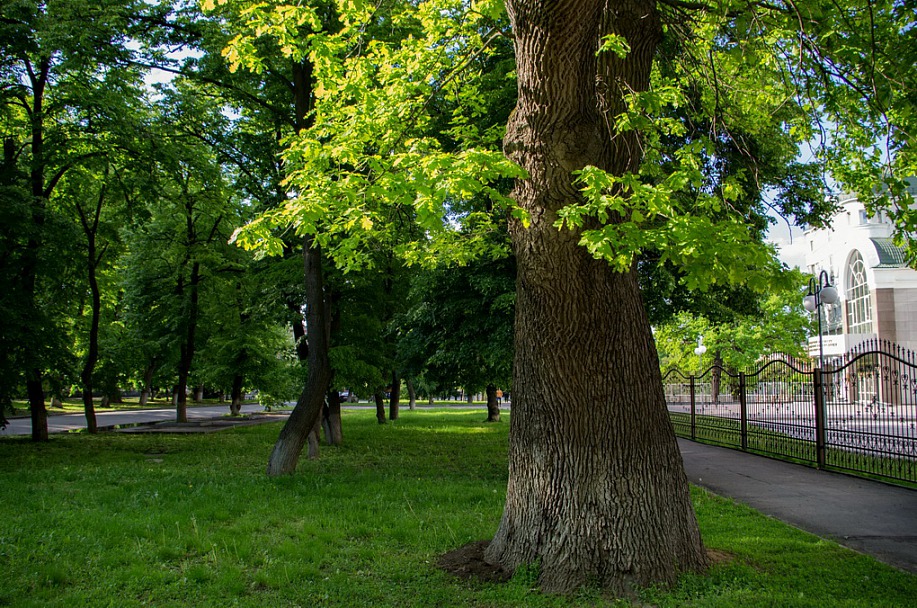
[{"xmin": 664, "ymin": 339, "xmax": 917, "ymax": 486}]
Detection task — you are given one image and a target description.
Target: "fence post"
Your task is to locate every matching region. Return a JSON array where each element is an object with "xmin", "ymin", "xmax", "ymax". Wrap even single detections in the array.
[
  {"xmin": 739, "ymin": 372, "xmax": 748, "ymax": 451},
  {"xmin": 813, "ymin": 368, "xmax": 826, "ymax": 469},
  {"xmin": 689, "ymin": 375, "xmax": 696, "ymax": 441}
]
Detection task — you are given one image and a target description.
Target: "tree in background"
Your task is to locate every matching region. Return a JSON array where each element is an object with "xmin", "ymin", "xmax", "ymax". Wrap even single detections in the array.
[
  {"xmin": 654, "ymin": 272, "xmax": 814, "ymax": 374},
  {"xmin": 0, "ymin": 0, "xmax": 153, "ymax": 439},
  {"xmin": 397, "ymin": 254, "xmax": 514, "ymax": 422}
]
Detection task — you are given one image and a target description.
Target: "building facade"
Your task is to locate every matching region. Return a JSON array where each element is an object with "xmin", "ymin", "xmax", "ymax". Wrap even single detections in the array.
[{"xmin": 803, "ymin": 178, "xmax": 917, "ymax": 357}]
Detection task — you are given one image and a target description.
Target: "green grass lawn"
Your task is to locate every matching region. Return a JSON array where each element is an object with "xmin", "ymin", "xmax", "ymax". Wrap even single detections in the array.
[{"xmin": 2, "ymin": 409, "xmax": 915, "ymax": 607}]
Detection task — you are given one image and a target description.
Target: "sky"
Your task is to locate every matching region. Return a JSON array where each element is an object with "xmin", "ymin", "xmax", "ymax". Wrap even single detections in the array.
[{"xmin": 765, "ymin": 215, "xmax": 808, "ymax": 270}]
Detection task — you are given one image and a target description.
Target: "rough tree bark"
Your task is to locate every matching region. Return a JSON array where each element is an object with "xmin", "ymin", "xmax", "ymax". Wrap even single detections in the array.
[{"xmin": 483, "ymin": 0, "xmax": 707, "ymax": 595}]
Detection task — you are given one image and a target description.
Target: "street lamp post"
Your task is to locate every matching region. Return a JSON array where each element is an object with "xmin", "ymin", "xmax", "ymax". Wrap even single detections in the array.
[{"xmin": 802, "ymin": 270, "xmax": 839, "ymax": 369}]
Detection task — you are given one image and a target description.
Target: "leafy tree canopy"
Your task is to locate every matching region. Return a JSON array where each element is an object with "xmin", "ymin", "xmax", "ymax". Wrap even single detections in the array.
[{"xmin": 218, "ymin": 0, "xmax": 915, "ymax": 292}]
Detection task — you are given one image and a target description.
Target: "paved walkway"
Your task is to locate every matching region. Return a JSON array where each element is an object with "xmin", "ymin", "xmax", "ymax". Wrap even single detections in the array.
[
  {"xmin": 3, "ymin": 409, "xmax": 915, "ymax": 573},
  {"xmin": 679, "ymin": 437, "xmax": 917, "ymax": 574},
  {"xmin": 0, "ymin": 403, "xmax": 268, "ymax": 436}
]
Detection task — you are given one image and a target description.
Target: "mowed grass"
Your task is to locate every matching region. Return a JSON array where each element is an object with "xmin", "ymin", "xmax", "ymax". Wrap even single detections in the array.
[{"xmin": 1, "ymin": 409, "xmax": 916, "ymax": 607}]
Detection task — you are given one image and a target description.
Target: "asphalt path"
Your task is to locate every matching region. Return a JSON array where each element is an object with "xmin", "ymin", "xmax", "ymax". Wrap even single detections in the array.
[
  {"xmin": 679, "ymin": 437, "xmax": 917, "ymax": 574},
  {"xmin": 0, "ymin": 402, "xmax": 268, "ymax": 436}
]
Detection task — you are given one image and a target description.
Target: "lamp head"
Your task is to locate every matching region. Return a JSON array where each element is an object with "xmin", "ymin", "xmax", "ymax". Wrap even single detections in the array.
[
  {"xmin": 819, "ymin": 285, "xmax": 839, "ymax": 305},
  {"xmin": 803, "ymin": 294, "xmax": 817, "ymax": 312}
]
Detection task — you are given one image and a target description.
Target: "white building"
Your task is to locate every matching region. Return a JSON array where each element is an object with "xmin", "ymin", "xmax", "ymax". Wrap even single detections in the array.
[{"xmin": 803, "ymin": 178, "xmax": 917, "ymax": 356}]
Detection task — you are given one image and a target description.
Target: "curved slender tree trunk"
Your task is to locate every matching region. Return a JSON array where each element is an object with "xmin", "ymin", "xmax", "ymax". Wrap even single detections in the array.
[
  {"xmin": 77, "ymin": 184, "xmax": 106, "ymax": 435},
  {"xmin": 484, "ymin": 0, "xmax": 706, "ymax": 595},
  {"xmin": 266, "ymin": 235, "xmax": 333, "ymax": 475}
]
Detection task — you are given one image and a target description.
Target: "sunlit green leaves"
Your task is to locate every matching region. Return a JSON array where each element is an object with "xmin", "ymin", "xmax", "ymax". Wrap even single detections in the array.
[{"xmin": 219, "ymin": 0, "xmax": 524, "ymax": 271}]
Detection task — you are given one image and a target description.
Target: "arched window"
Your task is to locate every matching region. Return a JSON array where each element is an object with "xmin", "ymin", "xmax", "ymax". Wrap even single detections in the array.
[{"xmin": 845, "ymin": 251, "xmax": 873, "ymax": 334}]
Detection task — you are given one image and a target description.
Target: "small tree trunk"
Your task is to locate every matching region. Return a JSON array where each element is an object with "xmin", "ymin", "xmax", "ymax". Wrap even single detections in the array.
[
  {"xmin": 389, "ymin": 370, "xmax": 401, "ymax": 420},
  {"xmin": 230, "ymin": 374, "xmax": 244, "ymax": 416},
  {"xmin": 139, "ymin": 363, "xmax": 155, "ymax": 407},
  {"xmin": 82, "ymin": 391, "xmax": 98, "ymax": 433},
  {"xmin": 711, "ymin": 351, "xmax": 723, "ymax": 403},
  {"xmin": 176, "ymin": 260, "xmax": 202, "ymax": 423},
  {"xmin": 485, "ymin": 384, "xmax": 500, "ymax": 422},
  {"xmin": 374, "ymin": 392, "xmax": 386, "ymax": 424},
  {"xmin": 26, "ymin": 374, "xmax": 48, "ymax": 442},
  {"xmin": 324, "ymin": 390, "xmax": 343, "ymax": 445},
  {"xmin": 407, "ymin": 378, "xmax": 417, "ymax": 410},
  {"xmin": 194, "ymin": 384, "xmax": 204, "ymax": 403},
  {"xmin": 466, "ymin": 393, "xmax": 473, "ymax": 404}
]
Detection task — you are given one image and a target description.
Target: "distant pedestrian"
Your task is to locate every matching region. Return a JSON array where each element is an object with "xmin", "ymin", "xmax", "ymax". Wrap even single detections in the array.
[{"xmin": 496, "ymin": 389, "xmax": 503, "ymax": 405}]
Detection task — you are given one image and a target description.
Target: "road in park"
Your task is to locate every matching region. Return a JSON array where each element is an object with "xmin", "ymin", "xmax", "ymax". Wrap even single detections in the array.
[{"xmin": 0, "ymin": 403, "xmax": 270, "ymax": 436}]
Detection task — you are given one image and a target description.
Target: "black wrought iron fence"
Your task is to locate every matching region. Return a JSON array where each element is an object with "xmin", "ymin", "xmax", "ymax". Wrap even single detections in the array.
[{"xmin": 664, "ymin": 339, "xmax": 917, "ymax": 486}]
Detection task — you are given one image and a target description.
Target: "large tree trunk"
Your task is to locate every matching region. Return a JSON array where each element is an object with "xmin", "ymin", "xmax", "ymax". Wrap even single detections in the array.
[
  {"xmin": 266, "ymin": 235, "xmax": 333, "ymax": 475},
  {"xmin": 388, "ymin": 370, "xmax": 400, "ymax": 420},
  {"xmin": 484, "ymin": 0, "xmax": 707, "ymax": 595},
  {"xmin": 484, "ymin": 384, "xmax": 500, "ymax": 422}
]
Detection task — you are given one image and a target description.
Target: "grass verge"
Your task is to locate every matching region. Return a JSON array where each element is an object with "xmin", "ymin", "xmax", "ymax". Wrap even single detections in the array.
[{"xmin": 2, "ymin": 409, "xmax": 915, "ymax": 607}]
